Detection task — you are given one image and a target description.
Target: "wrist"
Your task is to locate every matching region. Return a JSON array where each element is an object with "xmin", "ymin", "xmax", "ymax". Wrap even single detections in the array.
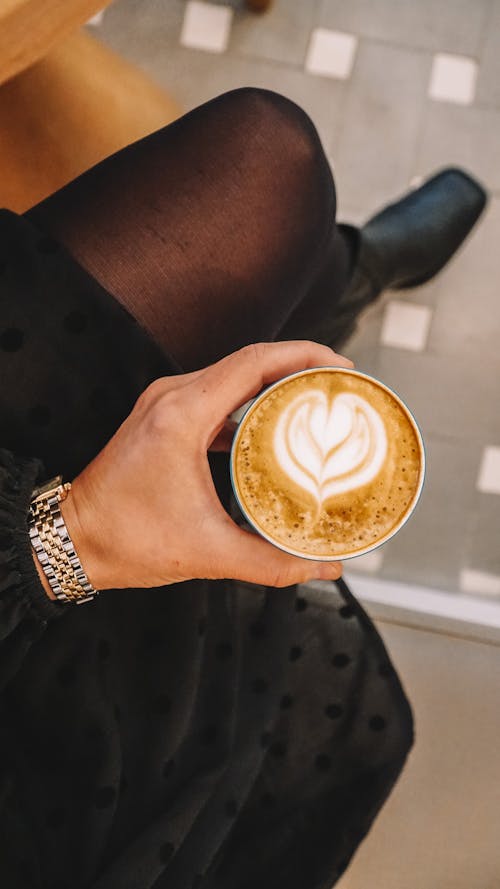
[
  {"xmin": 28, "ymin": 474, "xmax": 104, "ymax": 603},
  {"xmin": 58, "ymin": 478, "xmax": 105, "ymax": 592}
]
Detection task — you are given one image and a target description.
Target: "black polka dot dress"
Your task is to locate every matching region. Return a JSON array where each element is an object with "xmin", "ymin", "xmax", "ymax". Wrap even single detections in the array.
[{"xmin": 0, "ymin": 209, "xmax": 414, "ymax": 889}]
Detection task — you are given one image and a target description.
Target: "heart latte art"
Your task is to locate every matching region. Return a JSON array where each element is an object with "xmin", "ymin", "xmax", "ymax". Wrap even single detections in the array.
[
  {"xmin": 274, "ymin": 390, "xmax": 387, "ymax": 508},
  {"xmin": 232, "ymin": 369, "xmax": 423, "ymax": 559}
]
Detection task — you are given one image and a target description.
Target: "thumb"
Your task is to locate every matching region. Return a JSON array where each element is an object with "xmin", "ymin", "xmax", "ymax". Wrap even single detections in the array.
[{"xmin": 212, "ymin": 521, "xmax": 342, "ymax": 587}]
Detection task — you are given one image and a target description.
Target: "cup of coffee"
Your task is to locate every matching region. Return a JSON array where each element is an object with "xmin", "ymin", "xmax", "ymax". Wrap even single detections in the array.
[{"xmin": 230, "ymin": 367, "xmax": 425, "ymax": 561}]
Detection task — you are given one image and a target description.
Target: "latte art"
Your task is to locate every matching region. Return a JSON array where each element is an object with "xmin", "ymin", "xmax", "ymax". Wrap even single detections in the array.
[
  {"xmin": 231, "ymin": 368, "xmax": 424, "ymax": 559},
  {"xmin": 273, "ymin": 390, "xmax": 387, "ymax": 508}
]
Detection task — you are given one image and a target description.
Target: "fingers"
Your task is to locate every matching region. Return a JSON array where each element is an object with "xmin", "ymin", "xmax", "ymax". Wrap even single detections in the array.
[
  {"xmin": 193, "ymin": 341, "xmax": 354, "ymax": 432},
  {"xmin": 211, "ymin": 519, "xmax": 343, "ymax": 587}
]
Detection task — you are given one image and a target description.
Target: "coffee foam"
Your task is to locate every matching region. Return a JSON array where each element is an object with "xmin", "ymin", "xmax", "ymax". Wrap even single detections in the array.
[
  {"xmin": 274, "ymin": 390, "xmax": 387, "ymax": 507},
  {"xmin": 233, "ymin": 370, "xmax": 422, "ymax": 558}
]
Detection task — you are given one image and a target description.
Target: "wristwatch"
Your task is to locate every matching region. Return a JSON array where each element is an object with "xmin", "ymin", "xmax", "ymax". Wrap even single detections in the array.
[{"xmin": 28, "ymin": 474, "xmax": 99, "ymax": 604}]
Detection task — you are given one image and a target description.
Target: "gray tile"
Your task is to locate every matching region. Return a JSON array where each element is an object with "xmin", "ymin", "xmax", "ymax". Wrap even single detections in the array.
[
  {"xmin": 389, "ymin": 278, "xmax": 441, "ymax": 309},
  {"xmin": 337, "ymin": 622, "xmax": 500, "ymax": 889},
  {"xmin": 230, "ymin": 0, "xmax": 320, "ymax": 67},
  {"xmin": 465, "ymin": 493, "xmax": 500, "ymax": 579},
  {"xmin": 93, "ymin": 0, "xmax": 500, "ymax": 601},
  {"xmin": 426, "ymin": 198, "xmax": 500, "ymax": 358},
  {"xmin": 378, "ymin": 437, "xmax": 481, "ymax": 591},
  {"xmin": 476, "ymin": 0, "xmax": 500, "ymax": 108},
  {"xmin": 416, "ymin": 103, "xmax": 500, "ymax": 195},
  {"xmin": 334, "ymin": 199, "xmax": 366, "ymax": 228},
  {"xmin": 127, "ymin": 44, "xmax": 348, "ymax": 155},
  {"xmin": 317, "ymin": 0, "xmax": 490, "ymax": 56},
  {"xmin": 340, "ymin": 291, "xmax": 393, "ymax": 377},
  {"xmin": 99, "ymin": 0, "xmax": 186, "ymax": 56},
  {"xmin": 375, "ymin": 348, "xmax": 500, "ymax": 447},
  {"xmin": 331, "ymin": 41, "xmax": 431, "ymax": 217}
]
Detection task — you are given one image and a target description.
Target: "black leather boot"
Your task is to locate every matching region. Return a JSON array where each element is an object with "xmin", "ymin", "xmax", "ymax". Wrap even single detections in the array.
[{"xmin": 328, "ymin": 167, "xmax": 488, "ymax": 349}]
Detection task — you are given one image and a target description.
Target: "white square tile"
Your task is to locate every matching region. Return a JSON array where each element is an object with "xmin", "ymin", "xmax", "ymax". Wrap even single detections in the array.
[
  {"xmin": 477, "ymin": 445, "xmax": 500, "ymax": 494},
  {"xmin": 347, "ymin": 548, "xmax": 384, "ymax": 574},
  {"xmin": 428, "ymin": 53, "xmax": 478, "ymax": 105},
  {"xmin": 180, "ymin": 1, "xmax": 233, "ymax": 54},
  {"xmin": 380, "ymin": 301, "xmax": 432, "ymax": 351},
  {"xmin": 305, "ymin": 28, "xmax": 357, "ymax": 80},
  {"xmin": 460, "ymin": 569, "xmax": 500, "ymax": 597},
  {"xmin": 86, "ymin": 9, "xmax": 105, "ymax": 26}
]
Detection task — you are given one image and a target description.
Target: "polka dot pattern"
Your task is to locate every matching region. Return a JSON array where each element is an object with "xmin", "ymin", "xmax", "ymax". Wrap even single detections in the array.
[
  {"xmin": 295, "ymin": 596, "xmax": 308, "ymax": 612},
  {"xmin": 63, "ymin": 311, "xmax": 88, "ymax": 334},
  {"xmin": 0, "ymin": 210, "xmax": 413, "ymax": 889},
  {"xmin": 249, "ymin": 620, "xmax": 266, "ymax": 639},
  {"xmin": 332, "ymin": 652, "xmax": 350, "ymax": 669},
  {"xmin": 325, "ymin": 703, "xmax": 343, "ymax": 720},
  {"xmin": 369, "ymin": 714, "xmax": 387, "ymax": 732},
  {"xmin": 280, "ymin": 693, "xmax": 293, "ymax": 709}
]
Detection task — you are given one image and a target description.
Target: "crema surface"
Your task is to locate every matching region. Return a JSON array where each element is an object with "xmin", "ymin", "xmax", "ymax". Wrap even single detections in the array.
[{"xmin": 233, "ymin": 370, "xmax": 422, "ymax": 557}]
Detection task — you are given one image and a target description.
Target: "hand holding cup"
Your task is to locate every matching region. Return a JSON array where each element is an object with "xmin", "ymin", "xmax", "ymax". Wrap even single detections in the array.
[{"xmin": 60, "ymin": 342, "xmax": 352, "ymax": 591}]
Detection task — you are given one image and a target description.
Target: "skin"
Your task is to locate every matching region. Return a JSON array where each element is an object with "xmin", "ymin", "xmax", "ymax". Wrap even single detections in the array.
[{"xmin": 34, "ymin": 341, "xmax": 354, "ymax": 599}]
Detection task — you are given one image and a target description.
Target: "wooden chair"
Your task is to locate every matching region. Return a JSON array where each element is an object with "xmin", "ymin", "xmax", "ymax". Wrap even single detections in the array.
[{"xmin": 0, "ymin": 1, "xmax": 182, "ymax": 212}]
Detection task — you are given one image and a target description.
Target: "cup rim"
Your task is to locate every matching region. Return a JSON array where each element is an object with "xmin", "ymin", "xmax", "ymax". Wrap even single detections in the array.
[{"xmin": 229, "ymin": 365, "xmax": 426, "ymax": 561}]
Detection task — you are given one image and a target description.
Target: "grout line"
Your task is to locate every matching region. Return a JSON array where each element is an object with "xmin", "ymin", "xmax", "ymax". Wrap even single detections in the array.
[{"xmin": 475, "ymin": 0, "xmax": 495, "ymax": 61}]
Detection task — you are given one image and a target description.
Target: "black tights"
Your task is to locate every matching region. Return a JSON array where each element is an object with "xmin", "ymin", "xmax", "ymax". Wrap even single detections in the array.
[{"xmin": 25, "ymin": 88, "xmax": 353, "ymax": 373}]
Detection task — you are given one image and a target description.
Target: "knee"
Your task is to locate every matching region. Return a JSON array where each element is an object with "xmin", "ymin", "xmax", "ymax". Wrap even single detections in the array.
[
  {"xmin": 217, "ymin": 87, "xmax": 335, "ymax": 240},
  {"xmin": 222, "ymin": 87, "xmax": 326, "ymax": 170}
]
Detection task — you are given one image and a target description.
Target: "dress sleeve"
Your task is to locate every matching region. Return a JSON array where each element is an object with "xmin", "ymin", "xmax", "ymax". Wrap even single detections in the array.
[{"xmin": 0, "ymin": 446, "xmax": 64, "ymax": 690}]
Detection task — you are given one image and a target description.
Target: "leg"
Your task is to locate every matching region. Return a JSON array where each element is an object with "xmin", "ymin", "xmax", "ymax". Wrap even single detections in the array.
[
  {"xmin": 25, "ymin": 87, "xmax": 486, "ymax": 373},
  {"xmin": 25, "ymin": 88, "xmax": 352, "ymax": 373}
]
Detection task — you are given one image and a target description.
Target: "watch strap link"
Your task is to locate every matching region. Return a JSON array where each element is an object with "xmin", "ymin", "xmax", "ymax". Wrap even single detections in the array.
[{"xmin": 28, "ymin": 475, "xmax": 99, "ymax": 605}]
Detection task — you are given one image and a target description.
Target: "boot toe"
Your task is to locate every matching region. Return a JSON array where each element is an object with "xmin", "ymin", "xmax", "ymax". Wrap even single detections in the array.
[{"xmin": 361, "ymin": 166, "xmax": 488, "ymax": 290}]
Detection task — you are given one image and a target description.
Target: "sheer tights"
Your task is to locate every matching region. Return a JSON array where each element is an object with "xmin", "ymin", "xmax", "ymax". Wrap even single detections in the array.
[{"xmin": 24, "ymin": 88, "xmax": 353, "ymax": 374}]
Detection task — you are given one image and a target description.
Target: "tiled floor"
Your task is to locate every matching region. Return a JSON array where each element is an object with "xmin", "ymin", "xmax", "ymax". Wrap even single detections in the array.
[
  {"xmin": 91, "ymin": 0, "xmax": 500, "ymax": 602},
  {"xmin": 336, "ymin": 614, "xmax": 500, "ymax": 889}
]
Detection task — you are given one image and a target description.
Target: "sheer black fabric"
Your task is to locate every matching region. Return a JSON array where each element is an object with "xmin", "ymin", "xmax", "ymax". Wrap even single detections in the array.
[
  {"xmin": 0, "ymin": 89, "xmax": 413, "ymax": 889},
  {"xmin": 25, "ymin": 88, "xmax": 352, "ymax": 373}
]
